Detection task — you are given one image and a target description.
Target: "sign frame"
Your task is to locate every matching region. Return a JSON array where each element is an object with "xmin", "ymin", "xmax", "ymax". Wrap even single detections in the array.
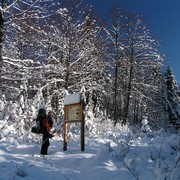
[
  {"xmin": 63, "ymin": 92, "xmax": 85, "ymax": 151},
  {"xmin": 64, "ymin": 103, "xmax": 82, "ymax": 123}
]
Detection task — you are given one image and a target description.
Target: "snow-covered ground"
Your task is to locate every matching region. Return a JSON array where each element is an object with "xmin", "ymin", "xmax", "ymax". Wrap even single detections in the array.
[{"xmin": 0, "ymin": 125, "xmax": 179, "ymax": 180}]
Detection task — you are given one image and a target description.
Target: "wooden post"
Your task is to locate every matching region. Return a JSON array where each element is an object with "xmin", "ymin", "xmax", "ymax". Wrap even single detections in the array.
[
  {"xmin": 81, "ymin": 100, "xmax": 85, "ymax": 151},
  {"xmin": 63, "ymin": 106, "xmax": 67, "ymax": 151},
  {"xmin": 63, "ymin": 122, "xmax": 67, "ymax": 151}
]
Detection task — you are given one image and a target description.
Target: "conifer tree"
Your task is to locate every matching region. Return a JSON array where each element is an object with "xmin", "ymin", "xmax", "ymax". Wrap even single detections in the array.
[{"xmin": 164, "ymin": 67, "xmax": 180, "ymax": 128}]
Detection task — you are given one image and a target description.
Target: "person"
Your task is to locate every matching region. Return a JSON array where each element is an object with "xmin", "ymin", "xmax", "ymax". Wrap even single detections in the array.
[
  {"xmin": 47, "ymin": 111, "xmax": 53, "ymax": 128},
  {"xmin": 36, "ymin": 108, "xmax": 53, "ymax": 156}
]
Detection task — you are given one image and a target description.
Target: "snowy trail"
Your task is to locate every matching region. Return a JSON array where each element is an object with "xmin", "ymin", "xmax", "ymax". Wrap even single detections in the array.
[
  {"xmin": 0, "ymin": 132, "xmax": 179, "ymax": 180},
  {"xmin": 0, "ymin": 138, "xmax": 136, "ymax": 180}
]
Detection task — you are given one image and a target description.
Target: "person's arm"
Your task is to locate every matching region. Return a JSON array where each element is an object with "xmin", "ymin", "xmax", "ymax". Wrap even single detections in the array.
[
  {"xmin": 44, "ymin": 119, "xmax": 51, "ymax": 132},
  {"xmin": 48, "ymin": 117, "xmax": 53, "ymax": 127}
]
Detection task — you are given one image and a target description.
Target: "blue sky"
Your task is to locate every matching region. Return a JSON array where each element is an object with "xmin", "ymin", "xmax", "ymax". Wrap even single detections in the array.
[{"xmin": 83, "ymin": 0, "xmax": 180, "ymax": 84}]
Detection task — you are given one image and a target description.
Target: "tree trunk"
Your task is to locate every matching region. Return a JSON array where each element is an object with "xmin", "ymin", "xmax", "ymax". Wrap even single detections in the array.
[
  {"xmin": 123, "ymin": 37, "xmax": 134, "ymax": 125},
  {"xmin": 123, "ymin": 60, "xmax": 133, "ymax": 124},
  {"xmin": 0, "ymin": 11, "xmax": 3, "ymax": 76},
  {"xmin": 113, "ymin": 62, "xmax": 118, "ymax": 124},
  {"xmin": 113, "ymin": 27, "xmax": 119, "ymax": 125}
]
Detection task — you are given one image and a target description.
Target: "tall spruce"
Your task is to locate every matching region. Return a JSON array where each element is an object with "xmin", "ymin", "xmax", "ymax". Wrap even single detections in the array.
[{"xmin": 164, "ymin": 67, "xmax": 180, "ymax": 128}]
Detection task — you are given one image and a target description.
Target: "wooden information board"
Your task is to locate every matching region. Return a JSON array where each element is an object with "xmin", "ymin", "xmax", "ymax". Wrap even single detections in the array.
[
  {"xmin": 65, "ymin": 104, "xmax": 82, "ymax": 122},
  {"xmin": 63, "ymin": 92, "xmax": 85, "ymax": 151}
]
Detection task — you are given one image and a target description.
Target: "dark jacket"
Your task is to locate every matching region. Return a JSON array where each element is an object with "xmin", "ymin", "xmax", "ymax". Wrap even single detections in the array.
[{"xmin": 47, "ymin": 116, "xmax": 53, "ymax": 128}]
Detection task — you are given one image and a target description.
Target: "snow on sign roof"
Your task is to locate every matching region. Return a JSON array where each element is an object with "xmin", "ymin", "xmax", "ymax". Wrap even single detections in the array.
[{"xmin": 64, "ymin": 92, "xmax": 81, "ymax": 105}]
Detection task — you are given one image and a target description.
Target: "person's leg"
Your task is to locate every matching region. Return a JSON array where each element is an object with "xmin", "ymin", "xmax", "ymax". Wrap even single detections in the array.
[
  {"xmin": 44, "ymin": 137, "xmax": 50, "ymax": 155},
  {"xmin": 41, "ymin": 134, "xmax": 49, "ymax": 155},
  {"xmin": 46, "ymin": 138, "xmax": 50, "ymax": 154},
  {"xmin": 41, "ymin": 134, "xmax": 48, "ymax": 155}
]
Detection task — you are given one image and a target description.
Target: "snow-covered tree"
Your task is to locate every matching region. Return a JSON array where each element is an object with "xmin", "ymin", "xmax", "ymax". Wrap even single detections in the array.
[
  {"xmin": 0, "ymin": 0, "xmax": 61, "ymax": 100},
  {"xmin": 0, "ymin": 0, "xmax": 60, "ymax": 72},
  {"xmin": 0, "ymin": 0, "xmax": 176, "ymax": 134},
  {"xmin": 105, "ymin": 8, "xmax": 128, "ymax": 124},
  {"xmin": 0, "ymin": 1, "xmax": 62, "ymax": 134},
  {"xmin": 42, "ymin": 1, "xmax": 108, "ymax": 115},
  {"xmin": 122, "ymin": 14, "xmax": 164, "ymax": 126},
  {"xmin": 164, "ymin": 67, "xmax": 180, "ymax": 128},
  {"xmin": 105, "ymin": 10, "xmax": 164, "ymax": 127}
]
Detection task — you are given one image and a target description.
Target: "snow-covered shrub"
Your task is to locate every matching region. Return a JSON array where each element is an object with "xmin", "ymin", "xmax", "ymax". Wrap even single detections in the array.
[
  {"xmin": 155, "ymin": 159, "xmax": 171, "ymax": 180},
  {"xmin": 170, "ymin": 151, "xmax": 180, "ymax": 180},
  {"xmin": 141, "ymin": 118, "xmax": 152, "ymax": 133}
]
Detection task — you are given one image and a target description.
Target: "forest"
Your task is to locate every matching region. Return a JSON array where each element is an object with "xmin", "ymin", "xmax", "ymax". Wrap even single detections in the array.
[{"xmin": 0, "ymin": 0, "xmax": 180, "ymax": 134}]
